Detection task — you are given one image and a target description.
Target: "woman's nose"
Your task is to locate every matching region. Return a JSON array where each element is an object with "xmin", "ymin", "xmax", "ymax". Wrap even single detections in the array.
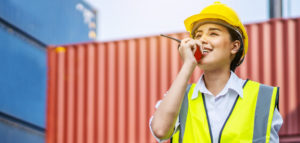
[{"xmin": 197, "ymin": 35, "xmax": 208, "ymax": 45}]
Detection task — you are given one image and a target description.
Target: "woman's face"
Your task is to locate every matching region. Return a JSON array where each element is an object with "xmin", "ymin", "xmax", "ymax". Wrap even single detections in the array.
[{"xmin": 193, "ymin": 23, "xmax": 239, "ymax": 71}]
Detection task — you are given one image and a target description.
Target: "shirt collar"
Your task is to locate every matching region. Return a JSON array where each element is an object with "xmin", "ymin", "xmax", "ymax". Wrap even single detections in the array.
[{"xmin": 191, "ymin": 71, "xmax": 244, "ymax": 100}]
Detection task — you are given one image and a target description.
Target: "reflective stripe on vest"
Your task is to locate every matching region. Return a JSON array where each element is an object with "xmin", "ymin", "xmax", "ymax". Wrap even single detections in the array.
[
  {"xmin": 171, "ymin": 80, "xmax": 279, "ymax": 143},
  {"xmin": 178, "ymin": 84, "xmax": 192, "ymax": 143}
]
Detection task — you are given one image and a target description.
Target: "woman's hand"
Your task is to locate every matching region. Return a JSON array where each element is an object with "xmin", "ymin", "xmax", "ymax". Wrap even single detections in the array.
[{"xmin": 178, "ymin": 38, "xmax": 200, "ymax": 66}]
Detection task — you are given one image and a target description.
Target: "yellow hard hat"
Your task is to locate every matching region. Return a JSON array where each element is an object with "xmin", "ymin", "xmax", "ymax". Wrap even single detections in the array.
[{"xmin": 184, "ymin": 1, "xmax": 248, "ymax": 62}]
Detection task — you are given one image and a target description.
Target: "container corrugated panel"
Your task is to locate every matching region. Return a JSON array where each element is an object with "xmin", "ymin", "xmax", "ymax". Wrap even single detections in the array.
[
  {"xmin": 0, "ymin": 21, "xmax": 47, "ymax": 128},
  {"xmin": 0, "ymin": 15, "xmax": 46, "ymax": 143},
  {"xmin": 47, "ymin": 18, "xmax": 300, "ymax": 143},
  {"xmin": 0, "ymin": 0, "xmax": 96, "ymax": 45},
  {"xmin": 0, "ymin": 112, "xmax": 44, "ymax": 143},
  {"xmin": 0, "ymin": 121, "xmax": 44, "ymax": 143}
]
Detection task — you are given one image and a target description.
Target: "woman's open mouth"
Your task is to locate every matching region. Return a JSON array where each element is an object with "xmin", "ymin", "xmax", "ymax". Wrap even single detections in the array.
[{"xmin": 202, "ymin": 48, "xmax": 212, "ymax": 56}]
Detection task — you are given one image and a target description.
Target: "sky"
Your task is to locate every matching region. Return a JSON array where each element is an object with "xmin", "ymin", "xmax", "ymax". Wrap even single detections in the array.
[{"xmin": 84, "ymin": 0, "xmax": 300, "ymax": 42}]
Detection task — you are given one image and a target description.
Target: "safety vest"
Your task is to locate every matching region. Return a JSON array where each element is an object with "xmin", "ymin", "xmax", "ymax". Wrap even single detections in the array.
[{"xmin": 171, "ymin": 80, "xmax": 279, "ymax": 143}]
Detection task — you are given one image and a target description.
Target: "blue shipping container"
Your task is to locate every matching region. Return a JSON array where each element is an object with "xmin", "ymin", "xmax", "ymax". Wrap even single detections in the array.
[
  {"xmin": 0, "ymin": 21, "xmax": 47, "ymax": 128},
  {"xmin": 0, "ymin": 0, "xmax": 96, "ymax": 45},
  {"xmin": 0, "ymin": 112, "xmax": 44, "ymax": 143},
  {"xmin": 0, "ymin": 1, "xmax": 97, "ymax": 142}
]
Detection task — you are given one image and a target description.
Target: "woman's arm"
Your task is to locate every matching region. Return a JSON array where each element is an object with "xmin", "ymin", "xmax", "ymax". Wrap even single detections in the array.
[
  {"xmin": 269, "ymin": 108, "xmax": 283, "ymax": 142},
  {"xmin": 150, "ymin": 38, "xmax": 199, "ymax": 139}
]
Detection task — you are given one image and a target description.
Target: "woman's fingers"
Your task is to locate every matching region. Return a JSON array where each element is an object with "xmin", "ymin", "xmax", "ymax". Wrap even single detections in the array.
[{"xmin": 178, "ymin": 38, "xmax": 198, "ymax": 64}]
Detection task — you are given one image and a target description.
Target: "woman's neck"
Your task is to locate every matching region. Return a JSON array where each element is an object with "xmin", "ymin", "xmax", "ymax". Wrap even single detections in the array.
[{"xmin": 203, "ymin": 68, "xmax": 231, "ymax": 96}]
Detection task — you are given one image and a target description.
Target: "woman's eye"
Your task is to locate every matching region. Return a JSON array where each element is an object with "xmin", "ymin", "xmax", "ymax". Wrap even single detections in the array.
[
  {"xmin": 210, "ymin": 33, "xmax": 218, "ymax": 36},
  {"xmin": 195, "ymin": 35, "xmax": 202, "ymax": 39}
]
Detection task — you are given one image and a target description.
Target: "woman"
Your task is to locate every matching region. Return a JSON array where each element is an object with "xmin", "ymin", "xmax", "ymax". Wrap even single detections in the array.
[{"xmin": 149, "ymin": 2, "xmax": 282, "ymax": 143}]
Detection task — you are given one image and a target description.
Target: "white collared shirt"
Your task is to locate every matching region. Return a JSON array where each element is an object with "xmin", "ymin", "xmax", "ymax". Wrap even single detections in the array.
[{"xmin": 149, "ymin": 71, "xmax": 283, "ymax": 143}]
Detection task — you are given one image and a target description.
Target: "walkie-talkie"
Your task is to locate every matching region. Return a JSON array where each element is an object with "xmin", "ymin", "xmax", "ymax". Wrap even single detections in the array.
[{"xmin": 160, "ymin": 34, "xmax": 202, "ymax": 62}]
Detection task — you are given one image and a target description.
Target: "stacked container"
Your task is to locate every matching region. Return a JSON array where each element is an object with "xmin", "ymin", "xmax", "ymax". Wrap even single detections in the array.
[{"xmin": 0, "ymin": 0, "xmax": 96, "ymax": 142}]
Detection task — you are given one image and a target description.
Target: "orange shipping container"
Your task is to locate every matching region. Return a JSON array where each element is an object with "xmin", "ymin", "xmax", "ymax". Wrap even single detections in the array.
[{"xmin": 47, "ymin": 18, "xmax": 300, "ymax": 143}]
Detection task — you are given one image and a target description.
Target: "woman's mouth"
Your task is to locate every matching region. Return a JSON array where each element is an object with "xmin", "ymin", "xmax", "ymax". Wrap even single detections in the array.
[{"xmin": 202, "ymin": 49, "xmax": 211, "ymax": 56}]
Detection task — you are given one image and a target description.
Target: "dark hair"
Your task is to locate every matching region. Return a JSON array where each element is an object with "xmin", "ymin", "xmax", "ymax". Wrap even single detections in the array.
[{"xmin": 226, "ymin": 27, "xmax": 244, "ymax": 72}]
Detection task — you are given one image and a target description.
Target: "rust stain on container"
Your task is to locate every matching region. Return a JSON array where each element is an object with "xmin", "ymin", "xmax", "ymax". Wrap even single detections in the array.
[{"xmin": 47, "ymin": 18, "xmax": 300, "ymax": 143}]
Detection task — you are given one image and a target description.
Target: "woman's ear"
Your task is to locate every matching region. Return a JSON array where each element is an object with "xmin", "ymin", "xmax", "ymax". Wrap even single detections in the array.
[{"xmin": 231, "ymin": 40, "xmax": 241, "ymax": 55}]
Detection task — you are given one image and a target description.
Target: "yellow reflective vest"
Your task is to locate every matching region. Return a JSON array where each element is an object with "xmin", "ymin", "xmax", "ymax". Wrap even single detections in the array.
[{"xmin": 171, "ymin": 80, "xmax": 279, "ymax": 143}]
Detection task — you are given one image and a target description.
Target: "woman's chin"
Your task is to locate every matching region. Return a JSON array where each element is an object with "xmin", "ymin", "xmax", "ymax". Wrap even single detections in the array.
[
  {"xmin": 197, "ymin": 60, "xmax": 218, "ymax": 70},
  {"xmin": 198, "ymin": 59, "xmax": 211, "ymax": 66},
  {"xmin": 197, "ymin": 62, "xmax": 209, "ymax": 70}
]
